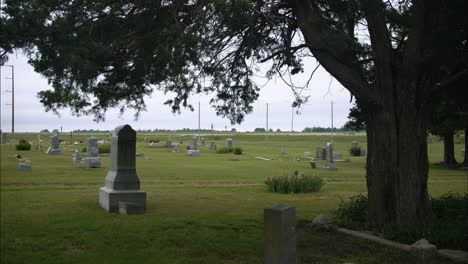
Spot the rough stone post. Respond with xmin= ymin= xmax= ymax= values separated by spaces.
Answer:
xmin=99 ymin=125 xmax=146 ymax=213
xmin=37 ymin=134 xmax=42 ymax=152
xmin=167 ymin=134 xmax=172 ymax=147
xmin=324 ymin=142 xmax=337 ymax=170
xmin=264 ymin=204 xmax=296 ymax=264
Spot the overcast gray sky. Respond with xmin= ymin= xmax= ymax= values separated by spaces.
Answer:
xmin=0 ymin=53 xmax=353 ymax=132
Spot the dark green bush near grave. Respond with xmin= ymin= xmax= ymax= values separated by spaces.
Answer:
xmin=15 ymin=139 xmax=31 ymax=151
xmin=383 ymin=192 xmax=468 ymax=250
xmin=98 ymin=143 xmax=111 ymax=154
xmin=335 ymin=192 xmax=468 ymax=250
xmin=233 ymin=147 xmax=243 ymax=155
xmin=265 ymin=175 xmax=324 ymax=194
xmin=334 ymin=194 xmax=368 ymax=230
xmin=349 ymin=146 xmax=361 ymax=156
xmin=81 ymin=143 xmax=111 ymax=154
xmin=216 ymin=147 xmax=232 ymax=154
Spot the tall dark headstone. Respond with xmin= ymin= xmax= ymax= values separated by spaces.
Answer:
xmin=99 ymin=125 xmax=146 ymax=213
xmin=264 ymin=204 xmax=296 ymax=264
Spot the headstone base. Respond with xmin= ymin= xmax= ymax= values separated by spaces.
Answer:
xmin=99 ymin=187 xmax=146 ymax=213
xmin=47 ymin=148 xmax=62 ymax=155
xmin=84 ymin=157 xmax=101 ymax=168
xmin=17 ymin=163 xmax=31 ymax=171
xmin=187 ymin=150 xmax=200 ymax=156
xmin=119 ymin=201 xmax=145 ymax=215
xmin=324 ymin=162 xmax=337 ymax=170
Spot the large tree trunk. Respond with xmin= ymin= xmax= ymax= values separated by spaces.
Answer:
xmin=442 ymin=131 xmax=457 ymax=166
xmin=464 ymin=127 xmax=468 ymax=168
xmin=365 ymin=87 xmax=431 ymax=230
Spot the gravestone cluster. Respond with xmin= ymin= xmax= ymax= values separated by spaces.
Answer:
xmin=99 ymin=125 xmax=146 ymax=214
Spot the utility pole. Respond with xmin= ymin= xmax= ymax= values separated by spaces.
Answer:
xmin=266 ymin=103 xmax=269 ymax=141
xmin=198 ymin=101 xmax=201 ymax=137
xmin=331 ymin=101 xmax=334 ymax=144
xmin=1 ymin=65 xmax=14 ymax=134
xmin=291 ymin=106 xmax=294 ymax=133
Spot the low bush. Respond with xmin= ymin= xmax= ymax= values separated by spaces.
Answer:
xmin=334 ymin=192 xmax=468 ymax=250
xmin=334 ymin=194 xmax=368 ymax=229
xmin=98 ymin=143 xmax=111 ymax=154
xmin=383 ymin=192 xmax=467 ymax=250
xmin=15 ymin=139 xmax=31 ymax=151
xmin=265 ymin=175 xmax=324 ymax=194
xmin=81 ymin=143 xmax=111 ymax=154
xmin=216 ymin=147 xmax=232 ymax=154
xmin=349 ymin=146 xmax=361 ymax=156
xmin=233 ymin=147 xmax=243 ymax=155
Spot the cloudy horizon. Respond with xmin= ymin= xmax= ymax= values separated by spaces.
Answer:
xmin=1 ymin=53 xmax=354 ymax=133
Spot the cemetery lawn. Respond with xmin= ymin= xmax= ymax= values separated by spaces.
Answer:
xmin=1 ymin=133 xmax=466 ymax=263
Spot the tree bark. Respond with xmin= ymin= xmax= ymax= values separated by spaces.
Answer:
xmin=442 ymin=131 xmax=457 ymax=166
xmin=294 ymin=0 xmax=432 ymax=230
xmin=464 ymin=127 xmax=468 ymax=168
xmin=365 ymin=90 xmax=431 ymax=230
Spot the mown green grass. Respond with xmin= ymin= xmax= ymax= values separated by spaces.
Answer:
xmin=1 ymin=132 xmax=466 ymax=263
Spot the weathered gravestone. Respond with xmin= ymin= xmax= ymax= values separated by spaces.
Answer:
xmin=225 ymin=138 xmax=233 ymax=149
xmin=0 ymin=129 xmax=3 ymax=144
xmin=351 ymin=141 xmax=359 ymax=148
xmin=281 ymin=147 xmax=287 ymax=155
xmin=187 ymin=136 xmax=200 ymax=156
xmin=316 ymin=147 xmax=326 ymax=160
xmin=84 ymin=136 xmax=101 ymax=168
xmin=47 ymin=134 xmax=62 ymax=155
xmin=37 ymin=135 xmax=42 ymax=152
xmin=72 ymin=150 xmax=82 ymax=163
xmin=17 ymin=163 xmax=32 ymax=171
xmin=304 ymin=152 xmax=312 ymax=157
xmin=167 ymin=134 xmax=173 ymax=147
xmin=324 ymin=142 xmax=337 ymax=170
xmin=264 ymin=204 xmax=296 ymax=264
xmin=99 ymin=125 xmax=146 ymax=213
xmin=360 ymin=148 xmax=366 ymax=156
xmin=190 ymin=136 xmax=198 ymax=150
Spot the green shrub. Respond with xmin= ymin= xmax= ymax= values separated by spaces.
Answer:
xmin=15 ymin=139 xmax=32 ymax=151
xmin=334 ymin=194 xmax=368 ymax=229
xmin=383 ymin=192 xmax=467 ymax=250
xmin=233 ymin=147 xmax=243 ymax=155
xmin=349 ymin=146 xmax=361 ymax=156
xmin=216 ymin=147 xmax=232 ymax=154
xmin=334 ymin=192 xmax=468 ymax=250
xmin=265 ymin=175 xmax=324 ymax=194
xmin=98 ymin=143 xmax=111 ymax=154
xmin=81 ymin=143 xmax=111 ymax=154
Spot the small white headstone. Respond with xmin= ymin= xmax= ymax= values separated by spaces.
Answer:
xmin=304 ymin=152 xmax=312 ymax=157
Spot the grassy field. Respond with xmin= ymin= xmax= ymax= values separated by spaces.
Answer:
xmin=1 ymin=132 xmax=466 ymax=263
